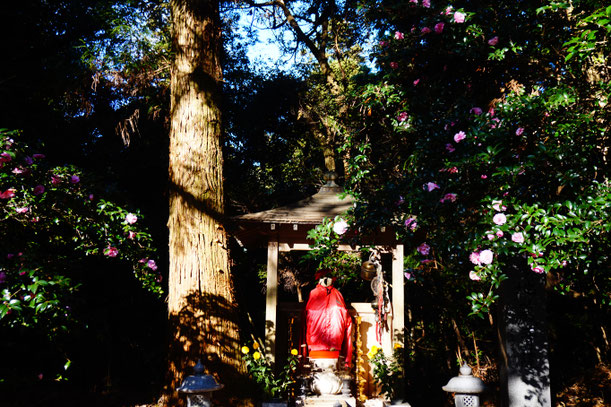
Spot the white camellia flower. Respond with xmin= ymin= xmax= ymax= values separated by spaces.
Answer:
xmin=333 ymin=219 xmax=349 ymax=235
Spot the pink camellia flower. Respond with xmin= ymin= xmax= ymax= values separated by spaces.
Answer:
xmin=128 ymin=231 xmax=136 ymax=239
xmin=492 ymin=200 xmax=507 ymax=211
xmin=410 ymin=0 xmax=418 ymax=3
xmin=446 ymin=143 xmax=456 ymax=153
xmin=421 ymin=27 xmax=432 ymax=34
xmin=496 ymin=230 xmax=504 ymax=238
xmin=379 ymin=40 xmax=388 ymax=47
xmin=453 ymin=131 xmax=466 ymax=143
xmin=561 ymin=260 xmax=567 ymax=267
xmin=404 ymin=272 xmax=412 ymax=280
xmin=88 ymin=194 xmax=94 ymax=200
xmin=51 ymin=175 xmax=61 ymax=185
xmin=453 ymin=11 xmax=466 ymax=23
xmin=493 ymin=213 xmax=507 ymax=225
xmin=395 ymin=31 xmax=404 ymax=40
xmin=470 ymin=107 xmax=483 ymax=115
xmin=511 ymin=232 xmax=524 ymax=243
xmin=405 ymin=218 xmax=418 ymax=231
xmin=417 ymin=243 xmax=431 ymax=256
xmin=479 ymin=249 xmax=494 ymax=265
xmin=422 ymin=0 xmax=431 ymax=8
xmin=488 ymin=36 xmax=499 ymax=46
xmin=425 ymin=182 xmax=440 ymax=191
xmin=434 ymin=22 xmax=445 ymax=33
xmin=0 ymin=152 xmax=12 ymax=164
xmin=481 ymin=174 xmax=488 ymax=179
xmin=398 ymin=112 xmax=408 ymax=122
xmin=443 ymin=6 xmax=453 ymax=15
xmin=531 ymin=265 xmax=544 ymax=274
xmin=70 ymin=175 xmax=80 ymax=184
xmin=469 ymin=271 xmax=481 ymax=281
xmin=390 ymin=62 xmax=399 ymax=69
xmin=147 ymin=259 xmax=158 ymax=271
xmin=488 ymin=107 xmax=496 ymax=116
xmin=125 ymin=213 xmax=138 ymax=224
xmin=487 ymin=233 xmax=495 ymax=240
xmin=470 ymin=251 xmax=481 ymax=265
xmin=104 ymin=246 xmax=119 ymax=257
xmin=0 ymin=189 xmax=16 ymax=199
xmin=490 ymin=117 xmax=501 ymax=128
xmin=413 ymin=78 xmax=420 ymax=86
xmin=139 ymin=258 xmax=148 ymax=264
xmin=16 ymin=207 xmax=29 ymax=214
xmin=12 ymin=167 xmax=25 ymax=175
xmin=33 ymin=185 xmax=45 ymax=195
xmin=33 ymin=154 xmax=45 ymax=159
xmin=440 ymin=193 xmax=457 ymax=203
xmin=515 ymin=127 xmax=524 ymax=136
xmin=333 ymin=219 xmax=349 ymax=235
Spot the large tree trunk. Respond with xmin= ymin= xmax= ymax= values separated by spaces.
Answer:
xmin=165 ymin=0 xmax=246 ymax=405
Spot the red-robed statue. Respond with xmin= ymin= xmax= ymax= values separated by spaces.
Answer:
xmin=303 ymin=275 xmax=353 ymax=368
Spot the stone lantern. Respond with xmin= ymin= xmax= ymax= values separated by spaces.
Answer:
xmin=177 ymin=360 xmax=224 ymax=407
xmin=442 ymin=363 xmax=485 ymax=407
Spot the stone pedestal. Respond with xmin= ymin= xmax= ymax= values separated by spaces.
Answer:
xmin=300 ymin=395 xmax=356 ymax=407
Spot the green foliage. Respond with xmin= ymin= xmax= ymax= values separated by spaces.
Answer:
xmin=0 ymin=129 xmax=161 ymax=336
xmin=368 ymin=344 xmax=404 ymax=400
xmin=241 ymin=343 xmax=299 ymax=400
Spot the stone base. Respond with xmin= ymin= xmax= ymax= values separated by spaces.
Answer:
xmin=298 ymin=395 xmax=356 ymax=407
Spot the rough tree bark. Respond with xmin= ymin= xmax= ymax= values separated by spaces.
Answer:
xmin=165 ymin=0 xmax=246 ymax=405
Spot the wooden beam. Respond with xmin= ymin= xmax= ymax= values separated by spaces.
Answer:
xmin=265 ymin=239 xmax=279 ymax=363
xmin=392 ymin=244 xmax=405 ymax=344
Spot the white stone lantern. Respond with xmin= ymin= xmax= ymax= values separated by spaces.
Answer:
xmin=177 ymin=360 xmax=224 ymax=407
xmin=442 ymin=363 xmax=485 ymax=407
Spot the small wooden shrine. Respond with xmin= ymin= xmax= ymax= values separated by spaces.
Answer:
xmin=232 ymin=174 xmax=405 ymax=399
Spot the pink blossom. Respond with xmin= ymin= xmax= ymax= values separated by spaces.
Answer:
xmin=443 ymin=6 xmax=453 ymax=15
xmin=487 ymin=233 xmax=495 ymax=240
xmin=104 ymin=247 xmax=119 ymax=257
xmin=422 ymin=0 xmax=431 ymax=7
xmin=453 ymin=131 xmax=466 ymax=143
xmin=128 ymin=231 xmax=136 ymax=239
xmin=453 ymin=11 xmax=466 ymax=23
xmin=0 ymin=189 xmax=16 ymax=199
xmin=481 ymin=174 xmax=488 ymax=179
xmin=515 ymin=127 xmax=524 ymax=136
xmin=488 ymin=107 xmax=496 ymax=116
xmin=531 ymin=265 xmax=544 ymax=274
xmin=88 ymin=194 xmax=94 ymax=200
xmin=125 ymin=213 xmax=138 ymax=224
xmin=511 ymin=232 xmax=524 ymax=243
xmin=147 ymin=259 xmax=158 ymax=271
xmin=33 ymin=185 xmax=45 ymax=195
xmin=496 ymin=230 xmax=504 ymax=238
xmin=417 ymin=243 xmax=430 ymax=256
xmin=398 ymin=112 xmax=408 ymax=122
xmin=479 ymin=249 xmax=494 ymax=265
xmin=561 ymin=260 xmax=567 ymax=267
xmin=446 ymin=143 xmax=455 ymax=153
xmin=405 ymin=218 xmax=418 ymax=231
xmin=413 ymin=78 xmax=420 ymax=86
xmin=16 ymin=207 xmax=29 ymax=214
xmin=440 ymin=193 xmax=457 ymax=203
xmin=333 ymin=219 xmax=349 ymax=235
xmin=470 ymin=107 xmax=483 ymax=115
xmin=395 ymin=31 xmax=404 ymax=40
xmin=434 ymin=22 xmax=445 ymax=33
xmin=390 ymin=62 xmax=399 ymax=69
xmin=51 ymin=175 xmax=61 ymax=185
xmin=421 ymin=27 xmax=431 ymax=34
xmin=470 ymin=251 xmax=481 ymax=265
xmin=490 ymin=117 xmax=501 ymax=128
xmin=469 ymin=271 xmax=481 ymax=281
xmin=139 ymin=258 xmax=148 ymax=264
xmin=425 ymin=182 xmax=440 ymax=191
xmin=487 ymin=36 xmax=499 ymax=46
xmin=33 ymin=154 xmax=45 ymax=159
xmin=70 ymin=175 xmax=80 ymax=184
xmin=379 ymin=40 xmax=388 ymax=47
xmin=492 ymin=213 xmax=507 ymax=225
xmin=492 ymin=200 xmax=506 ymax=211
xmin=12 ymin=167 xmax=25 ymax=175
xmin=410 ymin=0 xmax=418 ymax=3
xmin=404 ymin=272 xmax=412 ymax=280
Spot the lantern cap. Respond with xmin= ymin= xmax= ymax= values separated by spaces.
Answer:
xmin=442 ymin=362 xmax=485 ymax=394
xmin=177 ymin=360 xmax=224 ymax=394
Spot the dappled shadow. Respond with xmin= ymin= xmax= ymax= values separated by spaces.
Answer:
xmin=167 ymin=291 xmax=256 ymax=407
xmin=498 ymin=259 xmax=551 ymax=407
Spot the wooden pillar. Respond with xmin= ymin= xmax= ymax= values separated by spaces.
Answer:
xmin=392 ymin=244 xmax=405 ymax=344
xmin=265 ymin=238 xmax=279 ymax=363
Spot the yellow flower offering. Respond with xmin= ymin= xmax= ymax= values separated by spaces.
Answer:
xmin=252 ymin=342 xmax=260 ymax=350
xmin=394 ymin=343 xmax=403 ymax=349
xmin=241 ymin=346 xmax=250 ymax=354
xmin=253 ymin=351 xmax=261 ymax=360
xmin=291 ymin=349 xmax=298 ymax=356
